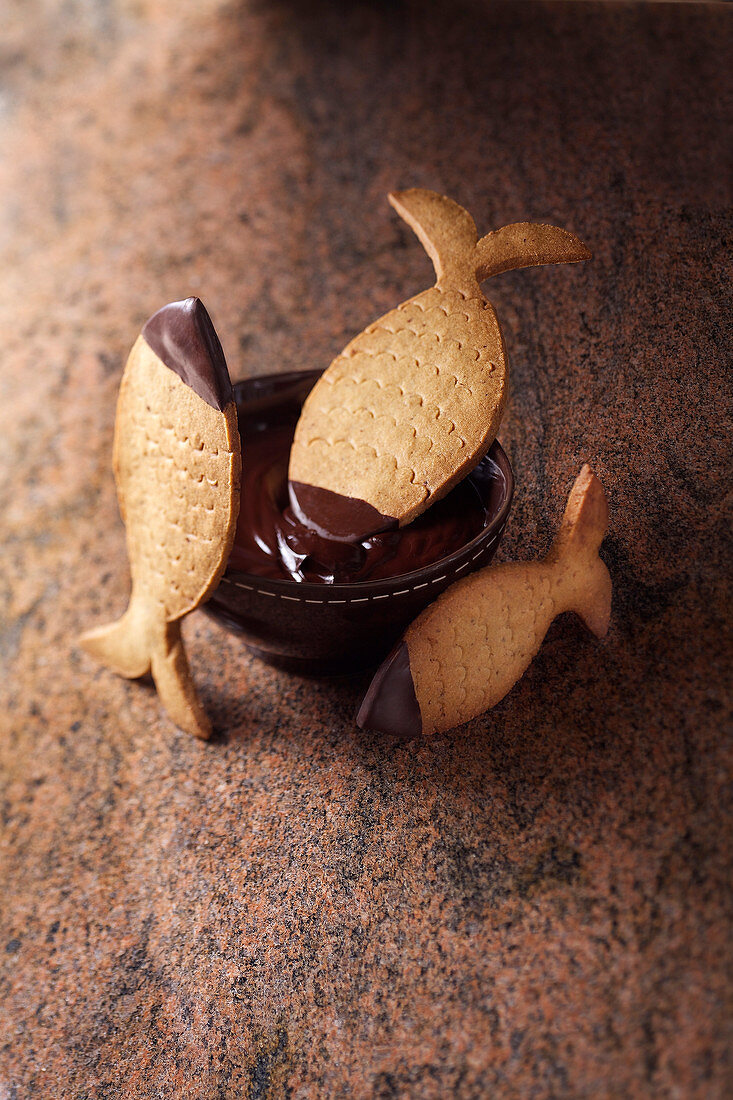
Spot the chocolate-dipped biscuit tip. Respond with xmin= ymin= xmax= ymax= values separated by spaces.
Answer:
xmin=289 ymin=480 xmax=397 ymax=543
xmin=142 ymin=297 xmax=233 ymax=411
xmin=356 ymin=641 xmax=422 ymax=739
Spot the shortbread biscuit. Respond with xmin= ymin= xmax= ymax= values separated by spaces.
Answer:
xmin=289 ymin=189 xmax=590 ymax=540
xmin=79 ymin=298 xmax=242 ymax=739
xmin=357 ymin=465 xmax=611 ymax=738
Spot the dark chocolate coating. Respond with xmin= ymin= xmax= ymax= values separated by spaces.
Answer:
xmin=356 ymin=641 xmax=422 ymax=739
xmin=288 ymin=481 xmax=397 ymax=543
xmin=142 ymin=297 xmax=232 ymax=411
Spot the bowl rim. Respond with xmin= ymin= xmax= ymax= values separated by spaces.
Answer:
xmin=221 ymin=373 xmax=515 ymax=599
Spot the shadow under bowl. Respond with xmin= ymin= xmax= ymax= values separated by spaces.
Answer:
xmin=205 ymin=370 xmax=514 ymax=674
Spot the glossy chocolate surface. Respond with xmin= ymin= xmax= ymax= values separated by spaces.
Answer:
xmin=142 ymin=297 xmax=232 ymax=411
xmin=230 ymin=422 xmax=493 ymax=584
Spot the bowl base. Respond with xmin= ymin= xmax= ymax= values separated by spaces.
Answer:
xmin=243 ymin=643 xmax=379 ymax=677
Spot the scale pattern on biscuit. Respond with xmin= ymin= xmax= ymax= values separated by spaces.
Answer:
xmin=289 ymin=189 xmax=590 ymax=537
xmin=115 ymin=339 xmax=239 ymax=619
xmin=79 ymin=299 xmax=241 ymax=739
xmin=357 ymin=466 xmax=612 ymax=738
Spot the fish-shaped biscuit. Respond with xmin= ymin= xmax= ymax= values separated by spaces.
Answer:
xmin=357 ymin=465 xmax=611 ymax=738
xmin=79 ymin=298 xmax=242 ymax=739
xmin=289 ymin=188 xmax=590 ymax=541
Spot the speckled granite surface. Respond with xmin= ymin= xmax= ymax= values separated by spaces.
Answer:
xmin=1 ymin=1 xmax=731 ymax=1096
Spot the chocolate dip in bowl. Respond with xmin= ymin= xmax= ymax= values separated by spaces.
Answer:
xmin=205 ymin=370 xmax=514 ymax=673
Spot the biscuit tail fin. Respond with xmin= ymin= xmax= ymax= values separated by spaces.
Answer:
xmin=389 ymin=191 xmax=590 ymax=289
xmin=149 ymin=620 xmax=212 ymax=741
xmin=388 ymin=189 xmax=478 ymax=288
xmin=546 ymin=465 xmax=612 ymax=638
xmin=78 ymin=593 xmax=153 ymax=679
xmin=474 ymin=223 xmax=591 ymax=282
xmin=80 ymin=598 xmax=212 ymax=739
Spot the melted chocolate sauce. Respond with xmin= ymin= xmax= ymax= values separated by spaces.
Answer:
xmin=228 ymin=418 xmax=490 ymax=584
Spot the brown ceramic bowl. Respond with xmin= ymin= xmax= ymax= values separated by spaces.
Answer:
xmin=205 ymin=370 xmax=514 ymax=673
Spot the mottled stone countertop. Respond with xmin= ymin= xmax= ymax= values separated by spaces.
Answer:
xmin=1 ymin=1 xmax=730 ymax=1096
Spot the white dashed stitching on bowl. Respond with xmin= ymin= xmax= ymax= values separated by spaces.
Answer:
xmin=222 ymin=558 xmax=487 ymax=605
